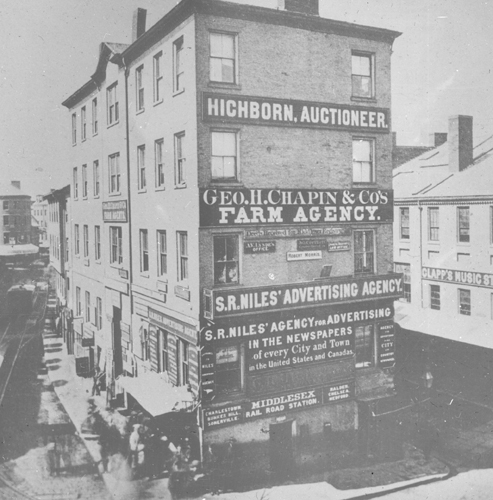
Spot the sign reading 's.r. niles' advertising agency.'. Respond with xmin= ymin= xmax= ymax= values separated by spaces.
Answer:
xmin=200 ymin=188 xmax=393 ymax=227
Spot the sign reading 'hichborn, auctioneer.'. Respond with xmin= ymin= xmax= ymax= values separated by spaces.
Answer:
xmin=200 ymin=188 xmax=393 ymax=227
xmin=203 ymin=93 xmax=390 ymax=132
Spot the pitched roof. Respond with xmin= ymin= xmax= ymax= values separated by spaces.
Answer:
xmin=0 ymin=182 xmax=31 ymax=198
xmin=393 ymin=133 xmax=493 ymax=202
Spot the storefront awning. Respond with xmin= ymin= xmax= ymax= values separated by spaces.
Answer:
xmin=118 ymin=370 xmax=195 ymax=417
xmin=0 ymin=244 xmax=38 ymax=256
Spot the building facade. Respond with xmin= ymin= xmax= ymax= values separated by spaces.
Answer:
xmin=31 ymin=194 xmax=49 ymax=249
xmin=393 ymin=115 xmax=493 ymax=404
xmin=62 ymin=0 xmax=401 ymax=470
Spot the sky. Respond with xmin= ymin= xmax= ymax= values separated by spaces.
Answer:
xmin=0 ymin=0 xmax=492 ymax=197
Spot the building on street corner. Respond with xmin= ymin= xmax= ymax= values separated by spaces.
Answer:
xmin=61 ymin=0 xmax=402 ymax=474
xmin=393 ymin=115 xmax=493 ymax=407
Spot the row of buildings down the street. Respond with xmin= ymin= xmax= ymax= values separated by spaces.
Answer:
xmin=49 ymin=0 xmax=409 ymax=476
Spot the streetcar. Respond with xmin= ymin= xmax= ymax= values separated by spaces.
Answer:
xmin=6 ymin=285 xmax=35 ymax=317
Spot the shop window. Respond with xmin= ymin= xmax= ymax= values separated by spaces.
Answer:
xmin=210 ymin=32 xmax=237 ymax=83
xmin=430 ymin=285 xmax=440 ymax=310
xmin=214 ymin=235 xmax=239 ymax=284
xmin=354 ymin=230 xmax=374 ymax=274
xmin=428 ymin=207 xmax=439 ymax=241
xmin=211 ymin=131 xmax=238 ymax=180
xmin=215 ymin=344 xmax=242 ymax=395
xmin=158 ymin=329 xmax=169 ymax=373
xmin=458 ymin=289 xmax=471 ymax=316
xmin=457 ymin=207 xmax=470 ymax=243
xmin=176 ymin=339 xmax=190 ymax=386
xmin=355 ymin=325 xmax=374 ymax=368
xmin=400 ymin=207 xmax=409 ymax=239
xmin=141 ymin=327 xmax=150 ymax=361
xmin=352 ymin=138 xmax=375 ymax=183
xmin=352 ymin=52 xmax=374 ymax=98
xmin=394 ymin=263 xmax=411 ymax=302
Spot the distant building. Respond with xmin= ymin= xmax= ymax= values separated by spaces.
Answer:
xmin=392 ymin=132 xmax=448 ymax=169
xmin=0 ymin=180 xmax=37 ymax=262
xmin=31 ymin=194 xmax=49 ymax=249
xmin=393 ymin=115 xmax=493 ymax=404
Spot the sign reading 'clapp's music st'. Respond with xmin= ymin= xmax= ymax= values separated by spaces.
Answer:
xmin=200 ymin=188 xmax=393 ymax=227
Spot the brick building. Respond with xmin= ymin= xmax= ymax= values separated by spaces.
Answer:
xmin=62 ymin=0 xmax=401 ymax=472
xmin=393 ymin=115 xmax=493 ymax=406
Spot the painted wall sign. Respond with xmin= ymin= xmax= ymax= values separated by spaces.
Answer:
xmin=422 ymin=267 xmax=493 ymax=289
xmin=203 ymin=92 xmax=390 ymax=132
xmin=286 ymin=250 xmax=322 ymax=261
xmin=245 ymin=226 xmax=350 ymax=239
xmin=204 ymin=273 xmax=403 ymax=319
xmin=200 ymin=188 xmax=393 ymax=227
xmin=102 ymin=200 xmax=128 ymax=222
xmin=202 ymin=381 xmax=355 ymax=429
xmin=297 ymin=239 xmax=327 ymax=251
xmin=327 ymin=241 xmax=351 ymax=252
xmin=377 ymin=322 xmax=395 ymax=369
xmin=148 ymin=307 xmax=197 ymax=344
xmin=244 ymin=241 xmax=276 ymax=254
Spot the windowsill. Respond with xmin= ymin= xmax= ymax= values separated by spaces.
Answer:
xmin=82 ymin=138 xmax=87 ymax=143
xmin=92 ymin=132 xmax=98 ymax=137
xmin=351 ymin=96 xmax=377 ymax=103
xmin=83 ymin=258 xmax=90 ymax=266
xmin=173 ymin=88 xmax=185 ymax=97
xmin=210 ymin=180 xmax=243 ymax=187
xmin=136 ymin=108 xmax=145 ymax=115
xmin=94 ymin=195 xmax=100 ymax=199
xmin=108 ymin=192 xmax=122 ymax=197
xmin=107 ymin=120 xmax=120 ymax=129
xmin=140 ymin=272 xmax=150 ymax=278
xmin=175 ymin=183 xmax=187 ymax=190
xmin=352 ymin=182 xmax=377 ymax=187
xmin=399 ymin=237 xmax=410 ymax=243
xmin=355 ymin=365 xmax=378 ymax=374
xmin=75 ymin=254 xmax=80 ymax=259
xmin=137 ymin=188 xmax=147 ymax=194
xmin=157 ymin=279 xmax=168 ymax=293
xmin=457 ymin=241 xmax=471 ymax=247
xmin=95 ymin=259 xmax=101 ymax=265
xmin=82 ymin=196 xmax=88 ymax=200
xmin=153 ymin=99 xmax=163 ymax=107
xmin=427 ymin=240 xmax=440 ymax=246
xmin=72 ymin=143 xmax=77 ymax=147
xmin=208 ymin=81 xmax=241 ymax=90
xmin=155 ymin=185 xmax=165 ymax=192
xmin=213 ymin=281 xmax=240 ymax=288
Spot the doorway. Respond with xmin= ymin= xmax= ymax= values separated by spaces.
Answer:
xmin=269 ymin=420 xmax=295 ymax=479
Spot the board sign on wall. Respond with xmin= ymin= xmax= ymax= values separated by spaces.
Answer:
xmin=245 ymin=226 xmax=350 ymax=239
xmin=286 ymin=251 xmax=322 ymax=261
xmin=244 ymin=241 xmax=276 ymax=254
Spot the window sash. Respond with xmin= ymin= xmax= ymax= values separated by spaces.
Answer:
xmin=107 ymin=84 xmax=119 ymax=124
xmin=153 ymin=53 xmax=163 ymax=102
xmin=93 ymin=161 xmax=100 ymax=196
xmin=214 ymin=236 xmax=239 ymax=284
xmin=140 ymin=230 xmax=149 ymax=272
xmin=92 ymin=98 xmax=98 ymax=135
xmin=175 ymin=134 xmax=185 ymax=185
xmin=459 ymin=289 xmax=471 ymax=315
xmin=110 ymin=227 xmax=122 ymax=264
xmin=355 ymin=325 xmax=374 ymax=367
xmin=76 ymin=287 xmax=81 ymax=316
xmin=96 ymin=297 xmax=102 ymax=329
xmin=138 ymin=146 xmax=146 ymax=189
xmin=210 ymin=33 xmax=236 ymax=83
xmin=155 ymin=140 xmax=164 ymax=187
xmin=428 ymin=207 xmax=439 ymax=241
xmin=352 ymin=54 xmax=373 ymax=98
xmin=174 ymin=38 xmax=184 ymax=92
xmin=157 ymin=230 xmax=167 ymax=275
xmin=136 ymin=67 xmax=144 ymax=111
xmin=73 ymin=168 xmax=78 ymax=198
xmin=94 ymin=226 xmax=101 ymax=260
xmin=81 ymin=107 xmax=86 ymax=140
xmin=215 ymin=345 xmax=242 ymax=394
xmin=400 ymin=208 xmax=410 ymax=239
xmin=109 ymin=154 xmax=120 ymax=193
xmin=430 ymin=285 xmax=440 ymax=310
xmin=75 ymin=224 xmax=80 ymax=254
xmin=83 ymin=225 xmax=89 ymax=257
xmin=211 ymin=131 xmax=237 ymax=179
xmin=159 ymin=329 xmax=168 ymax=372
xmin=82 ymin=165 xmax=88 ymax=197
xmin=178 ymin=231 xmax=188 ymax=281
xmin=458 ymin=207 xmax=470 ymax=242
xmin=354 ymin=230 xmax=374 ymax=274
xmin=85 ymin=291 xmax=91 ymax=322
xmin=352 ymin=139 xmax=374 ymax=183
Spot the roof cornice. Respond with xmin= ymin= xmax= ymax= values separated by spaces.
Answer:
xmin=395 ymin=195 xmax=493 ymax=206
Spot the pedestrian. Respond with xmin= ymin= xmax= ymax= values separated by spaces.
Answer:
xmin=129 ymin=424 xmax=145 ymax=476
xmin=92 ymin=368 xmax=102 ymax=396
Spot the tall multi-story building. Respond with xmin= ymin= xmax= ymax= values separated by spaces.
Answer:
xmin=393 ymin=115 xmax=493 ymax=405
xmin=62 ymin=0 xmax=401 ymax=472
xmin=31 ymin=194 xmax=49 ymax=250
xmin=0 ymin=181 xmax=37 ymax=263
xmin=44 ymin=186 xmax=73 ymax=350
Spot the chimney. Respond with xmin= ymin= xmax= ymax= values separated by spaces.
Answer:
xmin=429 ymin=132 xmax=447 ymax=148
xmin=282 ymin=0 xmax=319 ymax=16
xmin=11 ymin=181 xmax=21 ymax=190
xmin=132 ymin=8 xmax=147 ymax=42
xmin=448 ymin=115 xmax=473 ymax=173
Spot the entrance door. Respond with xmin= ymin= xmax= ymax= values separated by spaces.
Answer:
xmin=112 ymin=306 xmax=123 ymax=377
xmin=269 ymin=420 xmax=295 ymax=479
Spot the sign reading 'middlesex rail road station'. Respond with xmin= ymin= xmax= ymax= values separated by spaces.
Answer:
xmin=200 ymin=188 xmax=393 ymax=227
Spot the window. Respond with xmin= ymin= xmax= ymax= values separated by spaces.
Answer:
xmin=136 ymin=65 xmax=144 ymax=111
xmin=108 ymin=153 xmax=121 ymax=193
xmin=81 ymin=106 xmax=87 ymax=141
xmin=140 ymin=229 xmax=149 ymax=272
xmin=155 ymin=139 xmax=164 ymax=188
xmin=352 ymin=53 xmax=373 ymax=98
xmin=158 ymin=329 xmax=168 ymax=372
xmin=173 ymin=37 xmax=184 ymax=93
xmin=214 ymin=235 xmax=239 ymax=284
xmin=212 ymin=131 xmax=237 ymax=180
xmin=3 ymin=201 xmax=8 ymax=210
xmin=177 ymin=231 xmax=188 ymax=281
xmin=458 ymin=288 xmax=471 ymax=316
xmin=395 ymin=263 xmax=411 ymax=302
xmin=76 ymin=287 xmax=81 ymax=316
xmin=427 ymin=207 xmax=439 ymax=241
xmin=65 ymin=237 xmax=69 ymax=262
xmin=490 ymin=206 xmax=493 ymax=245
xmin=92 ymin=98 xmax=98 ymax=135
xmin=95 ymin=297 xmax=102 ymax=330
xmin=215 ymin=345 xmax=242 ymax=395
xmin=400 ymin=207 xmax=409 ymax=239
xmin=83 ymin=224 xmax=89 ymax=257
xmin=74 ymin=224 xmax=80 ymax=255
xmin=457 ymin=253 xmax=470 ymax=263
xmin=94 ymin=225 xmax=101 ymax=261
xmin=110 ymin=226 xmax=123 ymax=264
xmin=355 ymin=325 xmax=374 ymax=368
xmin=72 ymin=113 xmax=77 ymax=145
xmin=82 ymin=164 xmax=88 ymax=197
xmin=176 ymin=339 xmax=190 ymax=386
xmin=153 ymin=52 xmax=163 ymax=102
xmin=353 ymin=138 xmax=374 ymax=183
xmin=93 ymin=160 xmax=100 ymax=196
xmin=85 ymin=291 xmax=91 ymax=322
xmin=141 ymin=328 xmax=150 ymax=361
xmin=157 ymin=230 xmax=167 ymax=276
xmin=175 ymin=133 xmax=185 ymax=186
xmin=3 ymin=215 xmax=9 ymax=226
xmin=3 ymin=233 xmax=9 ymax=244
xmin=354 ymin=230 xmax=374 ymax=274
xmin=73 ymin=167 xmax=78 ymax=199
xmin=137 ymin=145 xmax=146 ymax=190
xmin=457 ymin=207 xmax=470 ymax=243
xmin=210 ymin=32 xmax=236 ymax=83
xmin=107 ymin=82 xmax=119 ymax=125
xmin=430 ymin=285 xmax=440 ymax=310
